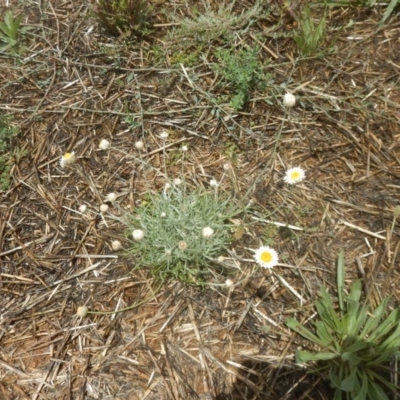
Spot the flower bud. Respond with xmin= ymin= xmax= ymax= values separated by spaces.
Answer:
xmin=283 ymin=92 xmax=296 ymax=107
xmin=99 ymin=139 xmax=110 ymax=150
xmin=132 ymin=229 xmax=144 ymax=241
xmin=111 ymin=240 xmax=122 ymax=251
xmin=77 ymin=306 xmax=88 ymax=317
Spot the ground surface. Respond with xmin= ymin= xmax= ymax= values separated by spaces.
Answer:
xmin=1 ymin=0 xmax=400 ymax=399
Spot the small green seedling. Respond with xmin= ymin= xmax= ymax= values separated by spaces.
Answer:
xmin=0 ymin=114 xmax=20 ymax=190
xmin=93 ymin=0 xmax=152 ymax=37
xmin=294 ymin=5 xmax=326 ymax=56
xmin=212 ymin=46 xmax=268 ymax=110
xmin=285 ymin=250 xmax=400 ymax=400
xmin=0 ymin=10 xmax=24 ymax=51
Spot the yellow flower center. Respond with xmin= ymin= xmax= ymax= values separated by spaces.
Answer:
xmin=290 ymin=171 xmax=301 ymax=180
xmin=260 ymin=251 xmax=273 ymax=263
xmin=64 ymin=153 xmax=72 ymax=159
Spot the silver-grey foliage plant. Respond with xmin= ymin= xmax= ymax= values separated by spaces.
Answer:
xmin=125 ymin=182 xmax=242 ymax=284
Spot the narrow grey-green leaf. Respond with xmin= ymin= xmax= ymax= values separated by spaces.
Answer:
xmin=285 ymin=317 xmax=326 ymax=346
xmin=296 ymin=349 xmax=337 ymax=363
xmin=359 ymin=298 xmax=389 ymax=339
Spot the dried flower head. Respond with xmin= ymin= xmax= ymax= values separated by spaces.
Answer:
xmin=132 ymin=229 xmax=144 ymax=242
xmin=160 ymin=131 xmax=169 ymax=140
xmin=173 ymin=178 xmax=182 ymax=186
xmin=135 ymin=140 xmax=144 ymax=150
xmin=99 ymin=139 xmax=110 ymax=150
xmin=284 ymin=167 xmax=306 ymax=185
xmin=76 ymin=306 xmax=88 ymax=318
xmin=283 ymin=92 xmax=296 ymax=107
xmin=182 ymin=145 xmax=188 ymax=152
xmin=111 ymin=240 xmax=122 ymax=251
xmin=254 ymin=246 xmax=279 ymax=269
xmin=202 ymin=226 xmax=214 ymax=238
xmin=106 ymin=192 xmax=117 ymax=202
xmin=178 ymin=241 xmax=187 ymax=250
xmin=60 ymin=152 xmax=76 ymax=168
xmin=225 ymin=279 xmax=234 ymax=287
xmin=100 ymin=204 xmax=109 ymax=213
xmin=79 ymin=205 xmax=87 ymax=214
xmin=209 ymin=179 xmax=219 ymax=188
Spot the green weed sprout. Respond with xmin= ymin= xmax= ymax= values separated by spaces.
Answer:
xmin=0 ymin=10 xmax=24 ymax=52
xmin=93 ymin=0 xmax=152 ymax=37
xmin=0 ymin=114 xmax=20 ymax=190
xmin=212 ymin=46 xmax=268 ymax=110
xmin=0 ymin=114 xmax=19 ymax=152
xmin=285 ymin=250 xmax=400 ymax=400
xmin=124 ymin=182 xmax=242 ymax=284
xmin=294 ymin=5 xmax=326 ymax=56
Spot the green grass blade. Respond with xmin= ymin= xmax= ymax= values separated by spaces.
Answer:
xmin=343 ymin=339 xmax=369 ymax=354
xmin=315 ymin=320 xmax=334 ymax=346
xmin=285 ymin=317 xmax=326 ymax=346
xmin=316 ymin=287 xmax=342 ymax=330
xmin=351 ymin=305 xmax=369 ymax=336
xmin=329 ymin=365 xmax=344 ymax=390
xmin=340 ymin=366 xmax=357 ymax=392
xmin=369 ymin=384 xmax=390 ymax=400
xmin=353 ymin=372 xmax=368 ymax=400
xmin=337 ymin=249 xmax=345 ymax=314
xmin=348 ymin=280 xmax=362 ymax=303
xmin=369 ymin=347 xmax=399 ymax=365
xmin=0 ymin=22 xmax=11 ymax=38
xmin=359 ymin=298 xmax=389 ymax=339
xmin=380 ymin=0 xmax=399 ymax=25
xmin=296 ymin=349 xmax=337 ymax=362
xmin=367 ymin=308 xmax=400 ymax=342
xmin=9 ymin=14 xmax=22 ymax=41
xmin=341 ymin=351 xmax=362 ymax=366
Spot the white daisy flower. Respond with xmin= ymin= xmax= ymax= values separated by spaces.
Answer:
xmin=98 ymin=139 xmax=110 ymax=150
xmin=78 ymin=205 xmax=87 ymax=213
xmin=132 ymin=229 xmax=144 ymax=241
xmin=254 ymin=246 xmax=279 ymax=269
xmin=60 ymin=152 xmax=76 ymax=168
xmin=284 ymin=167 xmax=306 ymax=184
xmin=283 ymin=92 xmax=296 ymax=107
xmin=182 ymin=145 xmax=188 ymax=152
